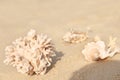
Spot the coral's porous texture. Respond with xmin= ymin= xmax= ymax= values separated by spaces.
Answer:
xmin=82 ymin=36 xmax=120 ymax=61
xmin=4 ymin=29 xmax=55 ymax=75
xmin=63 ymin=30 xmax=88 ymax=43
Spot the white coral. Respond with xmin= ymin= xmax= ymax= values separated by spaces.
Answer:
xmin=63 ymin=30 xmax=88 ymax=43
xmin=4 ymin=29 xmax=55 ymax=75
xmin=82 ymin=37 xmax=120 ymax=61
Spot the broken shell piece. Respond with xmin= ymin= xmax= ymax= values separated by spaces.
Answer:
xmin=63 ymin=30 xmax=88 ymax=43
xmin=82 ymin=37 xmax=120 ymax=61
xmin=4 ymin=29 xmax=55 ymax=75
xmin=82 ymin=41 xmax=106 ymax=61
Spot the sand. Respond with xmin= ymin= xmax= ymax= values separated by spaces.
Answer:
xmin=0 ymin=0 xmax=120 ymax=80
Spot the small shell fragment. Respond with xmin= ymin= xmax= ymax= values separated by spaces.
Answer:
xmin=82 ymin=36 xmax=120 ymax=61
xmin=63 ymin=30 xmax=88 ymax=43
xmin=4 ymin=29 xmax=55 ymax=75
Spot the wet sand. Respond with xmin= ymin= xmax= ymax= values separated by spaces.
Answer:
xmin=0 ymin=0 xmax=120 ymax=80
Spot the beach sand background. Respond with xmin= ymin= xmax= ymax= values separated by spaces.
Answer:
xmin=0 ymin=0 xmax=120 ymax=80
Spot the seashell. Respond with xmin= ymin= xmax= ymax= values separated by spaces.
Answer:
xmin=63 ymin=30 xmax=88 ymax=43
xmin=82 ymin=41 xmax=106 ymax=61
xmin=82 ymin=37 xmax=120 ymax=61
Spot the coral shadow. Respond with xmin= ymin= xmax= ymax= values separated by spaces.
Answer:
xmin=69 ymin=60 xmax=120 ymax=80
xmin=46 ymin=51 xmax=64 ymax=73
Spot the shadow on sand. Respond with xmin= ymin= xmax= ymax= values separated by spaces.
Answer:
xmin=69 ymin=60 xmax=120 ymax=80
xmin=46 ymin=51 xmax=64 ymax=73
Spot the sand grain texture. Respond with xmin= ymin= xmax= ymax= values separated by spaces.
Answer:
xmin=0 ymin=0 xmax=120 ymax=80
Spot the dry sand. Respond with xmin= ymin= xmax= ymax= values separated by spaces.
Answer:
xmin=0 ymin=0 xmax=120 ymax=80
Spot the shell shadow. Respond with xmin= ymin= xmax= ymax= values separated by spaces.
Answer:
xmin=69 ymin=60 xmax=120 ymax=80
xmin=46 ymin=51 xmax=64 ymax=73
